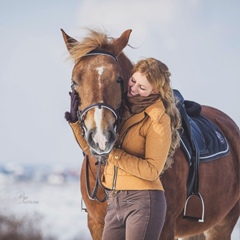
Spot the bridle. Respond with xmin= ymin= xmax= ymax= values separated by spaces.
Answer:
xmin=75 ymin=50 xmax=124 ymax=139
xmin=74 ymin=49 xmax=125 ymax=203
xmin=77 ymin=103 xmax=119 ymax=138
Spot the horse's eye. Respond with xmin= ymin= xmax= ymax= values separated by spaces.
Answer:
xmin=71 ymin=81 xmax=78 ymax=90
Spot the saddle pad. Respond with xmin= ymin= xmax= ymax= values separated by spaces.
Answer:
xmin=180 ymin=115 xmax=229 ymax=163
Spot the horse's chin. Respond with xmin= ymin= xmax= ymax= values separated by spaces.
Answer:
xmin=90 ymin=147 xmax=112 ymax=158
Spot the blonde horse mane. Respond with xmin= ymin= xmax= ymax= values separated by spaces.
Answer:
xmin=68 ymin=28 xmax=114 ymax=62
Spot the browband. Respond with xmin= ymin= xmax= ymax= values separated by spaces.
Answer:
xmin=84 ymin=49 xmax=118 ymax=61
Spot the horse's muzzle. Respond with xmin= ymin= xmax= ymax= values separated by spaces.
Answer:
xmin=87 ymin=127 xmax=116 ymax=155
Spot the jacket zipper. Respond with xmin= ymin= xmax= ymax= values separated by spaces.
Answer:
xmin=112 ymin=166 xmax=118 ymax=190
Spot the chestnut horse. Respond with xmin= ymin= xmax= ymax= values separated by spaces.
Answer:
xmin=61 ymin=28 xmax=240 ymax=240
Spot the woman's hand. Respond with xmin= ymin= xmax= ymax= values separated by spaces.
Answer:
xmin=65 ymin=90 xmax=79 ymax=123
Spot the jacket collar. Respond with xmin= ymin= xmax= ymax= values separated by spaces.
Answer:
xmin=120 ymin=99 xmax=166 ymax=135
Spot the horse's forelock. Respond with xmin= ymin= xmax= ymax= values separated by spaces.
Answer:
xmin=69 ymin=28 xmax=114 ymax=63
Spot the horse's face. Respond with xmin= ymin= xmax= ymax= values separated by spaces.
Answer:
xmin=62 ymin=29 xmax=132 ymax=156
xmin=72 ymin=55 xmax=123 ymax=155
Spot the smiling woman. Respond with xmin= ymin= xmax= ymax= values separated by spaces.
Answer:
xmin=127 ymin=72 xmax=156 ymax=97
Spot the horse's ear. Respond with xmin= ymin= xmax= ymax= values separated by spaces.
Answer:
xmin=112 ymin=29 xmax=132 ymax=56
xmin=61 ymin=29 xmax=78 ymax=52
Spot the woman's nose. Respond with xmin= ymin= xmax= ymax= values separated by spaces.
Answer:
xmin=131 ymin=84 xmax=138 ymax=92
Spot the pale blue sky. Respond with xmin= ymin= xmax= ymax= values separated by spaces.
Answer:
xmin=0 ymin=0 xmax=239 ymax=166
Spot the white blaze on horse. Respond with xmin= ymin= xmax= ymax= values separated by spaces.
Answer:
xmin=62 ymin=28 xmax=240 ymax=240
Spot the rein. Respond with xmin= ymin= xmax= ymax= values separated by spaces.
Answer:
xmin=77 ymin=50 xmax=124 ymax=202
xmin=85 ymin=155 xmax=111 ymax=202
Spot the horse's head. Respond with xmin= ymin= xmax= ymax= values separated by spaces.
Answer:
xmin=62 ymin=28 xmax=133 ymax=156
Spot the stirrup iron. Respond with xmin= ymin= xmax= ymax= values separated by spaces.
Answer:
xmin=183 ymin=192 xmax=204 ymax=222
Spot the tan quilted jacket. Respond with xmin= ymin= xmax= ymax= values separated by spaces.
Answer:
xmin=69 ymin=99 xmax=171 ymax=191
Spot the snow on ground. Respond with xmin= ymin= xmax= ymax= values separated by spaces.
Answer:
xmin=0 ymin=181 xmax=91 ymax=240
xmin=0 ymin=180 xmax=239 ymax=240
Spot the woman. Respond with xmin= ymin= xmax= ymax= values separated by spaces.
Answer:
xmin=65 ymin=58 xmax=181 ymax=240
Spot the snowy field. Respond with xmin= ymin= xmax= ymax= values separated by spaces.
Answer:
xmin=0 ymin=180 xmax=239 ymax=240
xmin=0 ymin=181 xmax=91 ymax=240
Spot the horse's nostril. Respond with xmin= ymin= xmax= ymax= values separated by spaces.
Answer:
xmin=87 ymin=130 xmax=95 ymax=147
xmin=108 ymin=130 xmax=116 ymax=144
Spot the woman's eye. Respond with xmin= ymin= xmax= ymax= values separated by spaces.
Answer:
xmin=131 ymin=78 xmax=136 ymax=83
xmin=140 ymin=86 xmax=146 ymax=90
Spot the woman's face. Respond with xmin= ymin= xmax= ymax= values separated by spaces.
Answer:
xmin=127 ymin=72 xmax=156 ymax=97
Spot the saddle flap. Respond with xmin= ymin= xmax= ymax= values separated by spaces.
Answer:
xmin=189 ymin=118 xmax=205 ymax=152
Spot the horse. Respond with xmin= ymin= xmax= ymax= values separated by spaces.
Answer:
xmin=61 ymin=28 xmax=240 ymax=240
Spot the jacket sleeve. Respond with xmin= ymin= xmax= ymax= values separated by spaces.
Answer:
xmin=107 ymin=117 xmax=171 ymax=181
xmin=69 ymin=122 xmax=90 ymax=155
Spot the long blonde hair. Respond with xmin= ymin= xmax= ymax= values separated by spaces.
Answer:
xmin=132 ymin=58 xmax=181 ymax=169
